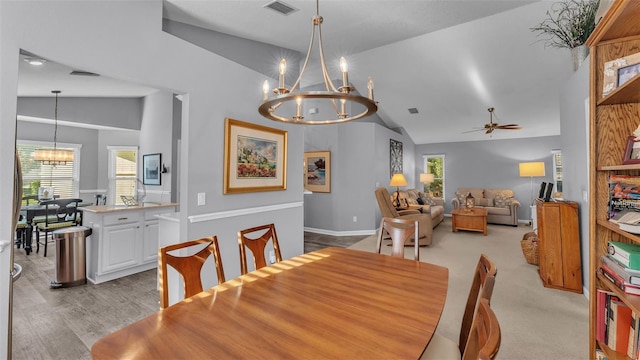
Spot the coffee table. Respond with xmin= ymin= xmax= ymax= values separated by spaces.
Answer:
xmin=451 ymin=207 xmax=488 ymax=235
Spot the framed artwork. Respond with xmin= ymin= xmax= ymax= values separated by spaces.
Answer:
xmin=622 ymin=135 xmax=640 ymax=164
xmin=304 ymin=151 xmax=331 ymax=193
xmin=143 ymin=153 xmax=162 ymax=185
xmin=390 ymin=139 xmax=403 ymax=177
xmin=224 ymin=118 xmax=287 ymax=194
xmin=603 ymin=51 xmax=640 ymax=96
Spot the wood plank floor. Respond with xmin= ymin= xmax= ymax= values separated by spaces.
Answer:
xmin=11 ymin=232 xmax=366 ymax=359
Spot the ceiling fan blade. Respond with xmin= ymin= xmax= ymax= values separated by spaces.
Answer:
xmin=462 ymin=128 xmax=486 ymax=133
xmin=496 ymin=124 xmax=522 ymax=130
xmin=485 ymin=128 xmax=494 ymax=134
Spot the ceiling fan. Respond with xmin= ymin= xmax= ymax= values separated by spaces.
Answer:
xmin=464 ymin=107 xmax=522 ymax=134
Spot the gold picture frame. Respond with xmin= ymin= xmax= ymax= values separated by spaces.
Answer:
xmin=304 ymin=151 xmax=331 ymax=193
xmin=223 ymin=118 xmax=287 ymax=194
xmin=602 ymin=51 xmax=640 ymax=97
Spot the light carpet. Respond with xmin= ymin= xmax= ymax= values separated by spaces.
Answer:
xmin=349 ymin=217 xmax=588 ymax=359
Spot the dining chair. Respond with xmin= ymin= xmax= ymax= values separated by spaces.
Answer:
xmin=158 ymin=236 xmax=226 ymax=309
xmin=421 ymin=254 xmax=497 ymax=359
xmin=238 ymin=223 xmax=282 ymax=274
xmin=35 ymin=198 xmax=83 ymax=257
xmin=421 ymin=298 xmax=501 ymax=360
xmin=376 ymin=217 xmax=420 ymax=260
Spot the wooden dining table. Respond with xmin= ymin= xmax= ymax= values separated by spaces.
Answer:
xmin=91 ymin=247 xmax=449 ymax=359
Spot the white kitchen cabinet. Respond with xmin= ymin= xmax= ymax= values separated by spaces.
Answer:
xmin=81 ymin=203 xmax=177 ymax=284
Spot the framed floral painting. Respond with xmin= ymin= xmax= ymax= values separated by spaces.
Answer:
xmin=223 ymin=118 xmax=287 ymax=194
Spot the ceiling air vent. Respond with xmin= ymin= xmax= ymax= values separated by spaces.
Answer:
xmin=263 ymin=0 xmax=298 ymax=15
xmin=70 ymin=70 xmax=100 ymax=77
xmin=408 ymin=108 xmax=419 ymax=114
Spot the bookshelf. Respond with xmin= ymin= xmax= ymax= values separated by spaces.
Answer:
xmin=587 ymin=0 xmax=640 ymax=358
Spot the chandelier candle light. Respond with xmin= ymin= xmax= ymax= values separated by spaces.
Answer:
xmin=33 ymin=90 xmax=73 ymax=165
xmin=258 ymin=0 xmax=378 ymax=125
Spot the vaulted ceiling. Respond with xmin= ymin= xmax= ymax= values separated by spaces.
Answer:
xmin=18 ymin=1 xmax=582 ymax=144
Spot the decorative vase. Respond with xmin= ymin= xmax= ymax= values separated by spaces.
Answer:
xmin=571 ymin=45 xmax=589 ymax=71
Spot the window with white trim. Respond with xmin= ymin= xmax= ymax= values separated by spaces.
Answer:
xmin=423 ymin=154 xmax=445 ymax=199
xmin=108 ymin=146 xmax=138 ymax=205
xmin=16 ymin=141 xmax=81 ymax=200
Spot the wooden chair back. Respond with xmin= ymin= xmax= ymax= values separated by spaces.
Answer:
xmin=459 ymin=254 xmax=497 ymax=355
xmin=238 ymin=223 xmax=282 ymax=274
xmin=462 ymin=298 xmax=501 ymax=360
xmin=158 ymin=236 xmax=226 ymax=309
xmin=39 ymin=198 xmax=82 ymax=225
xmin=376 ymin=217 xmax=420 ymax=260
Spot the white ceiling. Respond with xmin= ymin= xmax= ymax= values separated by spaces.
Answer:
xmin=18 ymin=0 xmax=581 ymax=144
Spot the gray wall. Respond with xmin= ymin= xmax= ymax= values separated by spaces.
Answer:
xmin=18 ymin=97 xmax=143 ymax=130
xmin=415 ymin=136 xmax=561 ymax=221
xmin=560 ymin=57 xmax=590 ymax=294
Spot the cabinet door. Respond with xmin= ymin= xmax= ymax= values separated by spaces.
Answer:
xmin=142 ymin=220 xmax=159 ymax=263
xmin=100 ymin=223 xmax=140 ymax=273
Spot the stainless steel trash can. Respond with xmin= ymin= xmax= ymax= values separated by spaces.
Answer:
xmin=51 ymin=226 xmax=92 ymax=288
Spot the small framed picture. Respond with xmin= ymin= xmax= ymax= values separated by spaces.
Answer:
xmin=622 ymin=136 xmax=640 ymax=164
xmin=618 ymin=63 xmax=640 ymax=87
xmin=304 ymin=151 xmax=331 ymax=193
xmin=143 ymin=153 xmax=162 ymax=185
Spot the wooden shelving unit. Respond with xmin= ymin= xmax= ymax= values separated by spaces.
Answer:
xmin=587 ymin=1 xmax=640 ymax=358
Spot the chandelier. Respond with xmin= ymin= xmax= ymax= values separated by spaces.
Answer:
xmin=258 ymin=0 xmax=378 ymax=125
xmin=33 ymin=90 xmax=73 ymax=165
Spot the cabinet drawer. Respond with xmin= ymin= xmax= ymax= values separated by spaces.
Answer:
xmin=103 ymin=212 xmax=140 ymax=226
xmin=144 ymin=207 xmax=175 ymax=220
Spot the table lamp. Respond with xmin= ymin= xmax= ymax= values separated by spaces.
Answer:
xmin=389 ymin=173 xmax=408 ymax=208
xmin=419 ymin=173 xmax=434 ymax=193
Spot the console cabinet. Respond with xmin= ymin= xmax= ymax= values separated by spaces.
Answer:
xmin=587 ymin=1 xmax=640 ymax=357
xmin=81 ymin=203 xmax=177 ymax=284
xmin=535 ymin=199 xmax=582 ymax=293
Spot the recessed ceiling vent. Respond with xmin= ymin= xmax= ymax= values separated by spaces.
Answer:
xmin=408 ymin=108 xmax=419 ymax=114
xmin=70 ymin=70 xmax=100 ymax=77
xmin=263 ymin=1 xmax=298 ymax=15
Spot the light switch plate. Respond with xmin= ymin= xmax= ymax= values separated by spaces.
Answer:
xmin=197 ymin=193 xmax=206 ymax=206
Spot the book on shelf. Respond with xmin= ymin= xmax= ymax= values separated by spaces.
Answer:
xmin=629 ymin=311 xmax=640 ymax=359
xmin=600 ymin=265 xmax=640 ymax=295
xmin=612 ymin=298 xmax=633 ymax=353
xmin=620 ymin=222 xmax=640 ymax=234
xmin=610 ymin=198 xmax=640 ymax=220
xmin=601 ymin=255 xmax=640 ymax=285
xmin=609 ymin=176 xmax=640 ymax=219
xmin=609 ymin=241 xmax=640 ymax=270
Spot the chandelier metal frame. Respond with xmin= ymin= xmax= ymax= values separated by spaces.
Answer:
xmin=33 ymin=90 xmax=74 ymax=165
xmin=258 ymin=0 xmax=378 ymax=125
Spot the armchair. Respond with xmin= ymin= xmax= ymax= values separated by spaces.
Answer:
xmin=374 ymin=187 xmax=433 ymax=246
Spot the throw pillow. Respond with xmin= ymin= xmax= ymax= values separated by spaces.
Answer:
xmin=456 ymin=192 xmax=467 ymax=205
xmin=418 ymin=192 xmax=435 ymax=206
xmin=494 ymin=194 xmax=513 ymax=208
xmin=476 ymin=198 xmax=494 ymax=207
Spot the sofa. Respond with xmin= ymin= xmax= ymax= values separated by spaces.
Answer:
xmin=374 ymin=187 xmax=445 ymax=246
xmin=451 ymin=187 xmax=520 ymax=226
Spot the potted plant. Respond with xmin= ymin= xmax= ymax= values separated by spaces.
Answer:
xmin=530 ymin=0 xmax=599 ymax=70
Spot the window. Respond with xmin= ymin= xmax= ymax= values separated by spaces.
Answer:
xmin=423 ymin=154 xmax=445 ymax=198
xmin=552 ymin=150 xmax=563 ymax=193
xmin=16 ymin=141 xmax=80 ymax=200
xmin=108 ymin=146 xmax=138 ymax=205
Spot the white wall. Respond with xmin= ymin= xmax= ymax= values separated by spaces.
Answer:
xmin=0 ymin=1 xmax=305 ymax=355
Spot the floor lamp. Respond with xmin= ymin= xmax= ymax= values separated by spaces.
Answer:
xmin=519 ymin=161 xmax=545 ymax=224
xmin=420 ymin=173 xmax=434 ymax=193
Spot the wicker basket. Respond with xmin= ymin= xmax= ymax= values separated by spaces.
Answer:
xmin=521 ymin=232 xmax=539 ymax=265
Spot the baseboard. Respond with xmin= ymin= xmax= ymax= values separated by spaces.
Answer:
xmin=304 ymin=227 xmax=376 ymax=237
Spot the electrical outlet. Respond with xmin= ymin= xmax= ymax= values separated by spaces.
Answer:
xmin=269 ymin=250 xmax=276 ymax=264
xmin=197 ymin=193 xmax=206 ymax=206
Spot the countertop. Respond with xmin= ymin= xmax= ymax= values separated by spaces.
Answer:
xmin=80 ymin=202 xmax=178 ymax=214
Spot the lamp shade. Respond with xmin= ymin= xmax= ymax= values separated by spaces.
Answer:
xmin=420 ymin=173 xmax=434 ymax=183
xmin=389 ymin=173 xmax=408 ymax=187
xmin=519 ymin=162 xmax=545 ymax=177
